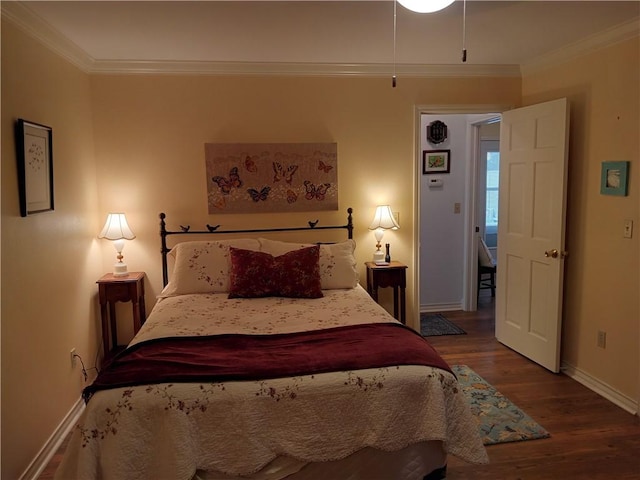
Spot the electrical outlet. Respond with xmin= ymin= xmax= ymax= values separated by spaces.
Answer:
xmin=597 ymin=331 xmax=606 ymax=349
xmin=70 ymin=348 xmax=77 ymax=366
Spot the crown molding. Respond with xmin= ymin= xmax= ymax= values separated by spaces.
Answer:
xmin=0 ymin=1 xmax=519 ymax=78
xmin=521 ymin=17 xmax=640 ymax=76
xmin=1 ymin=1 xmax=94 ymax=71
xmin=4 ymin=1 xmax=637 ymax=79
xmin=88 ymin=60 xmax=521 ymax=78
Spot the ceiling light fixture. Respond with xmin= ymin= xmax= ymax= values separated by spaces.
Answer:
xmin=397 ymin=0 xmax=455 ymax=14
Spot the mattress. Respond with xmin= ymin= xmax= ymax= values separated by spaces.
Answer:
xmin=55 ymin=286 xmax=487 ymax=480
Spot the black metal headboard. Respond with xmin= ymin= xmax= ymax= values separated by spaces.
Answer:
xmin=159 ymin=208 xmax=353 ymax=287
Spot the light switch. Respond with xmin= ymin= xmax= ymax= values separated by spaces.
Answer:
xmin=454 ymin=203 xmax=461 ymax=214
xmin=624 ymin=220 xmax=633 ymax=238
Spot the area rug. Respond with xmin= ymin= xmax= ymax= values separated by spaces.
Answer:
xmin=420 ymin=313 xmax=466 ymax=337
xmin=453 ymin=365 xmax=551 ymax=445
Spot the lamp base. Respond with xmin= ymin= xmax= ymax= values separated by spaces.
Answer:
xmin=372 ymin=250 xmax=385 ymax=263
xmin=113 ymin=262 xmax=129 ymax=277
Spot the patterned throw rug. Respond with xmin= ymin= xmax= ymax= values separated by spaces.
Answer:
xmin=453 ymin=365 xmax=551 ymax=445
xmin=420 ymin=313 xmax=466 ymax=337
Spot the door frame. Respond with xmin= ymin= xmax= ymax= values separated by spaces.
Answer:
xmin=477 ymin=137 xmax=501 ymax=247
xmin=467 ymin=119 xmax=501 ymax=311
xmin=413 ymin=104 xmax=512 ymax=318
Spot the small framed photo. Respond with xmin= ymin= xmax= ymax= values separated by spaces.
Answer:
xmin=15 ymin=119 xmax=54 ymax=216
xmin=423 ymin=149 xmax=450 ymax=174
xmin=600 ymin=161 xmax=629 ymax=196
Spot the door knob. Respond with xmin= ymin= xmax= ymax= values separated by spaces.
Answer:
xmin=544 ymin=249 xmax=569 ymax=258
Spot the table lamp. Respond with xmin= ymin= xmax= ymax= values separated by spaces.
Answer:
xmin=369 ymin=205 xmax=399 ymax=263
xmin=98 ymin=213 xmax=136 ymax=277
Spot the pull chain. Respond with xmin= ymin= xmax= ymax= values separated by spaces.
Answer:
xmin=393 ymin=0 xmax=397 ymax=87
xmin=462 ymin=0 xmax=467 ymax=62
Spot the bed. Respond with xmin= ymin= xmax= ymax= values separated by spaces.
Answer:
xmin=55 ymin=209 xmax=487 ymax=480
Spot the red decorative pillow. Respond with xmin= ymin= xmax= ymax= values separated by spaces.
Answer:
xmin=228 ymin=248 xmax=277 ymax=298
xmin=229 ymin=246 xmax=323 ymax=299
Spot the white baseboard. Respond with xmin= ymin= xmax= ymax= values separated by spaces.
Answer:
xmin=420 ymin=303 xmax=462 ymax=313
xmin=561 ymin=361 xmax=638 ymax=415
xmin=20 ymin=397 xmax=85 ymax=480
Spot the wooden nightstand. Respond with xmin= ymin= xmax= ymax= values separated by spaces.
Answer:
xmin=365 ymin=261 xmax=408 ymax=324
xmin=97 ymin=272 xmax=146 ymax=364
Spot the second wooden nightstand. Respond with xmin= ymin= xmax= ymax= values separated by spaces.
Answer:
xmin=365 ymin=261 xmax=408 ymax=324
xmin=97 ymin=272 xmax=146 ymax=364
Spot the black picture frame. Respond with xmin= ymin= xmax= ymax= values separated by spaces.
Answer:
xmin=422 ymin=149 xmax=451 ymax=174
xmin=15 ymin=119 xmax=54 ymax=217
xmin=426 ymin=120 xmax=448 ymax=145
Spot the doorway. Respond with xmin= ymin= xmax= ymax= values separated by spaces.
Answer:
xmin=416 ymin=107 xmax=505 ymax=315
xmin=477 ymin=124 xmax=500 ymax=260
xmin=476 ymin=125 xmax=500 ymax=309
xmin=415 ymin=100 xmax=570 ymax=373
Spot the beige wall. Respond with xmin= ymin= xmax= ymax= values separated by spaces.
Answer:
xmin=1 ymin=21 xmax=103 ymax=478
xmin=89 ymin=74 xmax=521 ymax=321
xmin=522 ymin=37 xmax=639 ymax=400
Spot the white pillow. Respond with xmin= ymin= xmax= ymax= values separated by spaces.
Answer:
xmin=161 ymin=239 xmax=261 ymax=296
xmin=258 ymin=238 xmax=358 ymax=289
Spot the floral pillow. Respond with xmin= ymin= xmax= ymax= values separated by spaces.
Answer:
xmin=258 ymin=238 xmax=358 ymax=289
xmin=228 ymin=246 xmax=323 ymax=299
xmin=161 ymin=239 xmax=261 ymax=296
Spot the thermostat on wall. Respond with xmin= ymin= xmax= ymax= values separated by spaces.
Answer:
xmin=428 ymin=178 xmax=443 ymax=188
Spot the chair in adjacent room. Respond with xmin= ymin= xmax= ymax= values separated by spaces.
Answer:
xmin=478 ymin=237 xmax=496 ymax=299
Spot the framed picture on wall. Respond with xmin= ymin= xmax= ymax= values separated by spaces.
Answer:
xmin=15 ymin=119 xmax=54 ymax=217
xmin=600 ymin=161 xmax=629 ymax=196
xmin=423 ymin=149 xmax=450 ymax=174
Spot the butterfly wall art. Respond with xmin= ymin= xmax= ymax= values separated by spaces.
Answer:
xmin=272 ymin=162 xmax=298 ymax=184
xmin=304 ymin=181 xmax=331 ymax=201
xmin=205 ymin=143 xmax=338 ymax=214
xmin=247 ymin=186 xmax=271 ymax=202
xmin=212 ymin=167 xmax=243 ymax=195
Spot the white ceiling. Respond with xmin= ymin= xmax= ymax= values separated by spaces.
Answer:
xmin=4 ymin=1 xmax=639 ymax=76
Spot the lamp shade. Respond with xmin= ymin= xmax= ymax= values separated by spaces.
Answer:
xmin=369 ymin=205 xmax=400 ymax=231
xmin=98 ymin=213 xmax=136 ymax=240
xmin=398 ymin=0 xmax=455 ymax=13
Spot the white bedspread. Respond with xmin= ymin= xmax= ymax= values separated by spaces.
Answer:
xmin=55 ymin=286 xmax=487 ymax=480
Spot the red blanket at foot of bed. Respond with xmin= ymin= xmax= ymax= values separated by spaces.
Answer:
xmin=84 ymin=323 xmax=452 ymax=401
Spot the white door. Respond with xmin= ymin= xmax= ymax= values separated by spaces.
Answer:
xmin=495 ymin=98 xmax=570 ymax=373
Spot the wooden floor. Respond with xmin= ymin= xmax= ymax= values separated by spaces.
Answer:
xmin=429 ymin=294 xmax=640 ymax=480
xmin=39 ymin=294 xmax=639 ymax=479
